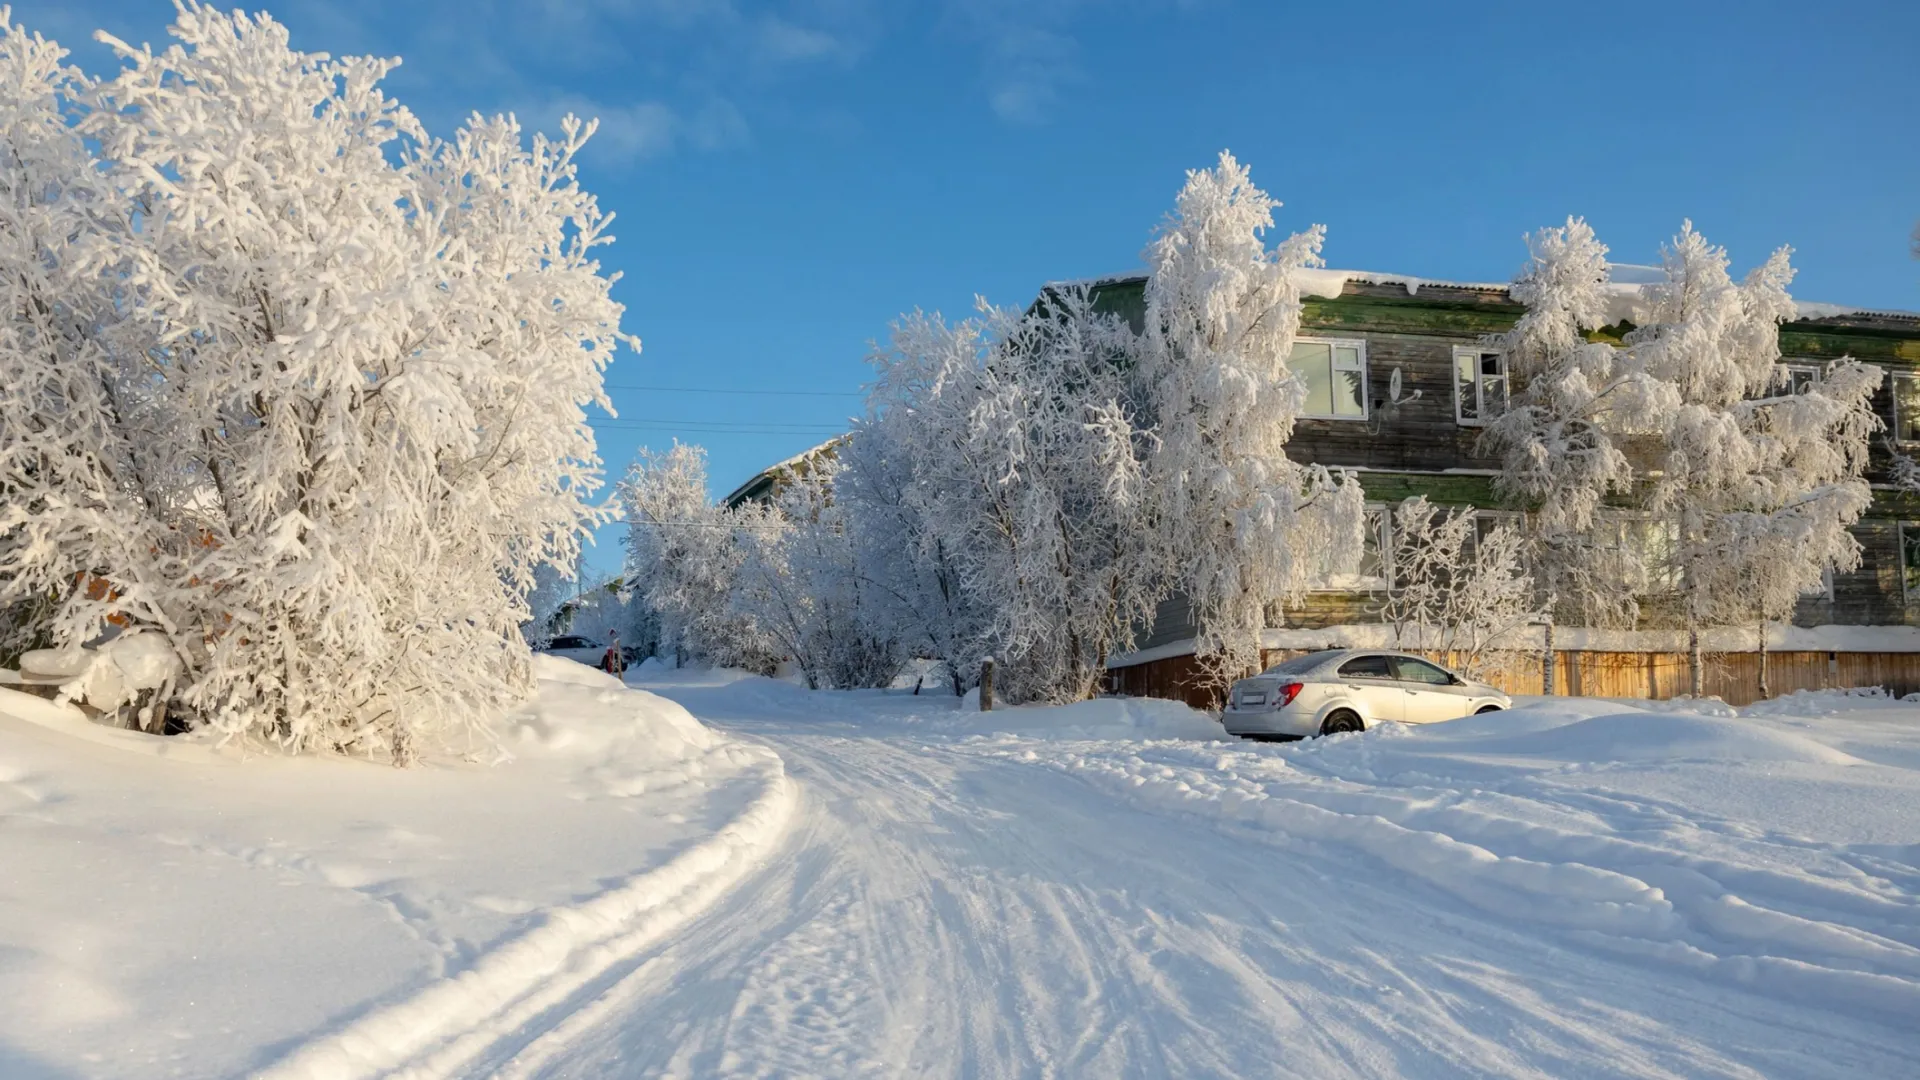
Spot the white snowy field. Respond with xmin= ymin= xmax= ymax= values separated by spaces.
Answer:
xmin=0 ymin=657 xmax=793 ymax=1079
xmin=4 ymin=666 xmax=1920 ymax=1078
xmin=505 ymin=672 xmax=1920 ymax=1080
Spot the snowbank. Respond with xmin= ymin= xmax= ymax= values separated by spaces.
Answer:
xmin=0 ymin=657 xmax=794 ymax=1079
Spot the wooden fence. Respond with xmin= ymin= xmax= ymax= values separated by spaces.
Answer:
xmin=1110 ymin=648 xmax=1920 ymax=711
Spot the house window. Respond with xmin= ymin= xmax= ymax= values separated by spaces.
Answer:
xmin=1781 ymin=364 xmax=1819 ymax=395
xmin=1902 ymin=524 xmax=1920 ymax=601
xmin=1465 ymin=510 xmax=1523 ymax=562
xmin=1288 ymin=337 xmax=1367 ymax=420
xmin=1603 ymin=513 xmax=1680 ymax=595
xmin=1893 ymin=375 xmax=1920 ymax=445
xmin=1318 ymin=504 xmax=1390 ymax=592
xmin=1453 ymin=348 xmax=1508 ymax=426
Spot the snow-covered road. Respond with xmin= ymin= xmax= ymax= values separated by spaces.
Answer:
xmin=490 ymin=676 xmax=1920 ymax=1080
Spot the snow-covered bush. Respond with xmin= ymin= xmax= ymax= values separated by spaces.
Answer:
xmin=1138 ymin=151 xmax=1364 ymax=682
xmin=1376 ymin=498 xmax=1537 ymax=682
xmin=0 ymin=8 xmax=625 ymax=760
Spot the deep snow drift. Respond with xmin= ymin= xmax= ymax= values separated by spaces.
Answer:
xmin=0 ymin=657 xmax=792 ymax=1079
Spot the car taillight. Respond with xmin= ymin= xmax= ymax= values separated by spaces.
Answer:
xmin=1275 ymin=682 xmax=1302 ymax=708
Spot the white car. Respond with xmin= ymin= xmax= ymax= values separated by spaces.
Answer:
xmin=1221 ymin=649 xmax=1509 ymax=740
xmin=539 ymin=634 xmax=607 ymax=666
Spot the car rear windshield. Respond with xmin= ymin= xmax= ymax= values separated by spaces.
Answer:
xmin=1261 ymin=653 xmax=1335 ymax=676
xmin=1336 ymin=654 xmax=1394 ymax=678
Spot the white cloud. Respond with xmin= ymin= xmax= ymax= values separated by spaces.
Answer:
xmin=577 ymin=100 xmax=683 ymax=162
xmin=754 ymin=15 xmax=849 ymax=63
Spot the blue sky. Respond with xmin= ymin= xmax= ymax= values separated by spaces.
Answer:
xmin=26 ymin=0 xmax=1920 ymax=580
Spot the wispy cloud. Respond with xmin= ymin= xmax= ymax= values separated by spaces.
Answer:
xmin=943 ymin=0 xmax=1200 ymax=124
xmin=541 ymin=94 xmax=749 ymax=164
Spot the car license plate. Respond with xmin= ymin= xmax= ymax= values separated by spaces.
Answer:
xmin=1240 ymin=692 xmax=1265 ymax=706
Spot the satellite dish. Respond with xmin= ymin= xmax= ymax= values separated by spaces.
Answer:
xmin=1389 ymin=366 xmax=1402 ymax=402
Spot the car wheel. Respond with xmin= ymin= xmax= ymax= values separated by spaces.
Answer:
xmin=1475 ymin=704 xmax=1503 ymax=714
xmin=1319 ymin=709 xmax=1364 ymax=736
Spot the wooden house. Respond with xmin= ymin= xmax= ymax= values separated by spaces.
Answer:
xmin=724 ymin=270 xmax=1920 ymax=707
xmin=1085 ymin=270 xmax=1920 ymax=707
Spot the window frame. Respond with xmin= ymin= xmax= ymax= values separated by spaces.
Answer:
xmin=1391 ymin=655 xmax=1458 ymax=686
xmin=1902 ymin=522 xmax=1920 ymax=602
xmin=1780 ymin=362 xmax=1820 ymax=396
xmin=1314 ymin=502 xmax=1392 ymax=593
xmin=1451 ymin=346 xmax=1508 ymax=427
xmin=1336 ymin=654 xmax=1395 ymax=679
xmin=1893 ymin=374 xmax=1920 ymax=447
xmin=1804 ymin=564 xmax=1835 ymax=603
xmin=1465 ymin=509 xmax=1523 ymax=562
xmin=1288 ymin=335 xmax=1370 ymax=422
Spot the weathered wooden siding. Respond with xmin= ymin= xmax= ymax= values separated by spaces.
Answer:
xmin=1112 ymin=647 xmax=1920 ymax=712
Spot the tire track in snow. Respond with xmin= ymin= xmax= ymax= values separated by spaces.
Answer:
xmin=500 ymin=711 xmax=1919 ymax=1079
xmin=257 ymin=740 xmax=798 ymax=1080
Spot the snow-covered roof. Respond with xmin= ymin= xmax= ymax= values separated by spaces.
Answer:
xmin=721 ymin=435 xmax=848 ymax=508
xmin=1068 ymin=264 xmax=1920 ymax=325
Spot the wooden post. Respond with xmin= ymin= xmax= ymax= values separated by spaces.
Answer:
xmin=979 ymin=658 xmax=994 ymax=712
xmin=1541 ymin=617 xmax=1556 ymax=696
xmin=1758 ymin=621 xmax=1770 ymax=700
xmin=1688 ymin=628 xmax=1703 ymax=698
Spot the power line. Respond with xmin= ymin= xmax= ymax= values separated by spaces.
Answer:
xmin=601 ymin=382 xmax=863 ymax=398
xmin=587 ymin=419 xmax=847 ymax=435
xmin=591 ymin=413 xmax=848 ymax=426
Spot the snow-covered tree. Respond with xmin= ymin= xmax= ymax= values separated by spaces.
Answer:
xmin=1138 ymin=151 xmax=1364 ymax=682
xmin=520 ymin=556 xmax=583 ymax=647
xmin=565 ymin=573 xmax=660 ymax=660
xmin=1376 ymin=498 xmax=1537 ymax=682
xmin=1633 ymin=224 xmax=1882 ymax=694
xmin=0 ymin=8 xmax=625 ymax=759
xmin=851 ymin=285 xmax=1160 ymax=704
xmin=732 ymin=460 xmax=905 ymax=690
xmin=0 ymin=14 xmax=159 ymax=674
xmin=1482 ymin=217 xmax=1674 ymax=629
xmin=618 ymin=443 xmax=777 ymax=672
xmin=835 ymin=408 xmax=985 ymax=694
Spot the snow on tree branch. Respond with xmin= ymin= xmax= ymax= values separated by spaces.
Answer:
xmin=0 ymin=6 xmax=628 ymax=759
xmin=1139 ymin=151 xmax=1364 ymax=683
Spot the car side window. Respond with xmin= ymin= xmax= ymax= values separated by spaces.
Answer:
xmin=1392 ymin=657 xmax=1456 ymax=685
xmin=1336 ymin=654 xmax=1394 ymax=678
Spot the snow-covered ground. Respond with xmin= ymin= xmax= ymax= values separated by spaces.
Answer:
xmin=0 ymin=657 xmax=793 ymax=1079
xmin=5 ymin=666 xmax=1919 ymax=1078
xmin=507 ymin=673 xmax=1920 ymax=1079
